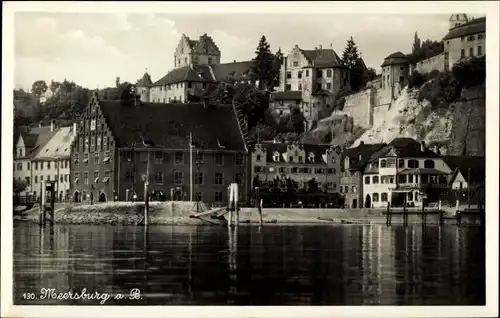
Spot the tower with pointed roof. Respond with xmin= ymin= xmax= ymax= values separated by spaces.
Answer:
xmin=449 ymin=14 xmax=469 ymax=30
xmin=136 ymin=70 xmax=153 ymax=103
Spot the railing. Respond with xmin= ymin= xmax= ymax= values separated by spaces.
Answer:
xmin=13 ymin=195 xmax=39 ymax=206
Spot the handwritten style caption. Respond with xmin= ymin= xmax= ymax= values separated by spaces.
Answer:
xmin=22 ymin=288 xmax=142 ymax=304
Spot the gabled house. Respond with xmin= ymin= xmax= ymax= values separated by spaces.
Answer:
xmin=340 ymin=142 xmax=387 ymax=208
xmin=70 ymin=92 xmax=249 ymax=204
xmin=361 ymin=138 xmax=453 ymax=208
xmin=441 ymin=156 xmax=485 ymax=190
xmin=251 ymin=140 xmax=342 ymax=192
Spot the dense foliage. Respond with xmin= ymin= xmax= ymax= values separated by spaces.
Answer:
xmin=408 ymin=32 xmax=444 ymax=65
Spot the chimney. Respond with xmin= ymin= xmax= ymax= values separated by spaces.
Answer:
xmin=433 ymin=143 xmax=441 ymax=155
xmin=50 ymin=119 xmax=56 ymax=132
xmin=330 ymin=43 xmax=333 ymax=48
xmin=420 ymin=140 xmax=426 ymax=152
xmin=233 ymin=60 xmax=236 ymax=63
xmin=73 ymin=123 xmax=78 ymax=137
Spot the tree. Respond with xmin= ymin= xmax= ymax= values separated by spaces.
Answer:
xmin=251 ymin=35 xmax=275 ymax=90
xmin=364 ymin=67 xmax=377 ymax=83
xmin=116 ymin=76 xmax=121 ymax=88
xmin=307 ymin=178 xmax=319 ymax=192
xmin=31 ymin=80 xmax=48 ymax=97
xmin=412 ymin=32 xmax=422 ymax=54
xmin=50 ymin=80 xmax=61 ymax=95
xmin=288 ymin=105 xmax=306 ymax=133
xmin=120 ymin=83 xmax=136 ymax=103
xmin=13 ymin=178 xmax=28 ymax=194
xmin=341 ymin=37 xmax=365 ymax=91
xmin=269 ymin=48 xmax=284 ymax=88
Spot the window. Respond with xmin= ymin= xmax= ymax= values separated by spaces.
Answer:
xmin=327 ymin=168 xmax=336 ymax=174
xmin=424 ymin=160 xmax=435 ymax=169
xmin=468 ymin=36 xmax=475 ymax=41
xmin=387 ymin=159 xmax=396 ymax=168
xmin=154 ymin=172 xmax=164 ymax=184
xmin=26 ymin=177 xmax=30 ymax=184
xmin=400 ymin=66 xmax=404 ymax=71
xmin=155 ymin=152 xmax=163 ymax=164
xmin=256 ymin=154 xmax=261 ymax=162
xmin=339 ymin=186 xmax=343 ymax=193
xmin=103 ymin=136 xmax=108 ymax=151
xmin=478 ymin=46 xmax=482 ymax=56
xmin=97 ymin=136 xmax=101 ymax=151
xmin=103 ymin=151 xmax=110 ymax=163
xmin=408 ymin=159 xmax=419 ymax=168
xmin=175 ymin=152 xmax=183 ymax=164
xmin=208 ymin=57 xmax=213 ymax=64
xmin=298 ymin=71 xmax=302 ymax=79
xmin=214 ymin=191 xmax=223 ymax=202
xmin=35 ymin=176 xmax=38 ymax=183
xmin=254 ymin=166 xmax=264 ymax=173
xmin=235 ymin=153 xmax=244 ymax=166
xmin=407 ymin=192 xmax=413 ymax=201
xmin=83 ymin=172 xmax=89 ymax=185
xmin=317 ymin=70 xmax=323 ymax=78
xmin=293 ymin=61 xmax=298 ymax=67
xmin=478 ymin=34 xmax=484 ymax=39
xmin=287 ymin=72 xmax=292 ymax=79
xmin=398 ymin=159 xmax=405 ymax=168
xmin=316 ymin=83 xmax=321 ymax=90
xmin=326 ymin=83 xmax=331 ymax=89
xmin=83 ymin=153 xmax=89 ymax=165
xmin=344 ymin=186 xmax=349 ymax=193
xmin=174 ymin=171 xmax=183 ymax=185
xmin=469 ymin=47 xmax=474 ymax=57
xmin=381 ymin=193 xmax=388 ymax=202
xmin=195 ymin=192 xmax=203 ymax=201
xmin=94 ymin=153 xmax=100 ymax=165
xmin=195 ymin=151 xmax=204 ymax=164
xmin=365 ymin=176 xmax=371 ymax=184
xmin=47 ymin=161 xmax=51 ymax=169
xmin=34 ymin=162 xmax=38 ymax=170
xmin=286 ymin=84 xmax=291 ymax=90
xmin=352 ymin=186 xmax=357 ymax=193
xmin=298 ymin=84 xmax=302 ymax=90
xmin=373 ymin=193 xmax=379 ymax=202
xmin=373 ymin=176 xmax=379 ymax=184
xmin=380 ymin=159 xmax=387 ymax=168
xmin=235 ymin=173 xmax=244 ymax=185
xmin=461 ymin=49 xmax=465 ymax=58
xmin=326 ymin=69 xmax=332 ymax=77
xmin=298 ymin=156 xmax=303 ymax=162
xmin=397 ymin=175 xmax=406 ymax=184
xmin=308 ymin=154 xmax=315 ymax=163
xmin=215 ymin=172 xmax=223 ymax=185
xmin=17 ymin=163 xmax=22 ymax=171
xmin=215 ymin=153 xmax=224 ymax=166
xmin=93 ymin=171 xmax=99 ymax=183
xmin=399 ymin=76 xmax=404 ymax=83
xmin=73 ymin=172 xmax=79 ymax=184
xmin=305 ymin=70 xmax=309 ymax=77
xmin=195 ymin=172 xmax=204 ymax=185
xmin=273 ymin=152 xmax=280 ymax=162
xmin=27 ymin=162 xmax=30 ymax=170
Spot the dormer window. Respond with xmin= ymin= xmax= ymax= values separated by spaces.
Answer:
xmin=256 ymin=154 xmax=261 ymax=161
xmin=289 ymin=156 xmax=293 ymax=162
xmin=298 ymin=156 xmax=303 ymax=162
xmin=308 ymin=153 xmax=315 ymax=163
xmin=273 ymin=152 xmax=280 ymax=162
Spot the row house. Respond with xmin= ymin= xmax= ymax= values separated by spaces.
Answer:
xmin=251 ymin=141 xmax=342 ymax=193
xmin=70 ymin=93 xmax=249 ymax=204
xmin=361 ymin=138 xmax=453 ymax=208
xmin=13 ymin=121 xmax=58 ymax=196
xmin=340 ymin=142 xmax=387 ymax=208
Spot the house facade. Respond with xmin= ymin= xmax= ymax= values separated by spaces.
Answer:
xmin=443 ymin=15 xmax=485 ymax=70
xmin=361 ymin=138 xmax=453 ymax=208
xmin=13 ymin=122 xmax=58 ymax=196
xmin=251 ymin=141 xmax=342 ymax=192
xmin=70 ymin=93 xmax=249 ymax=204
xmin=340 ymin=142 xmax=386 ymax=208
xmin=136 ymin=34 xmax=256 ymax=104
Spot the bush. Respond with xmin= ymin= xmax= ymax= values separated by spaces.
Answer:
xmin=452 ymin=56 xmax=486 ymax=88
xmin=408 ymin=71 xmax=427 ymax=89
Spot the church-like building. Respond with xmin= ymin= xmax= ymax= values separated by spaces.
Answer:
xmin=136 ymin=34 xmax=256 ymax=104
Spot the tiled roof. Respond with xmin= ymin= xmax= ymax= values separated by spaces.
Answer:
xmin=270 ymin=91 xmax=302 ymax=101
xmin=98 ymin=100 xmax=246 ymax=151
xmin=152 ymin=65 xmax=216 ymax=86
xmin=443 ymin=17 xmax=486 ymax=41
xmin=137 ymin=72 xmax=153 ymax=87
xmin=258 ymin=141 xmax=338 ymax=164
xmin=17 ymin=126 xmax=56 ymax=158
xmin=441 ymin=155 xmax=485 ymax=184
xmin=34 ymin=126 xmax=75 ymax=160
xmin=381 ymin=51 xmax=409 ymax=67
xmin=368 ymin=138 xmax=438 ymax=162
xmin=300 ymin=48 xmax=344 ymax=68
xmin=342 ymin=142 xmax=387 ymax=170
xmin=210 ymin=61 xmax=254 ymax=82
xmin=188 ymin=34 xmax=221 ymax=55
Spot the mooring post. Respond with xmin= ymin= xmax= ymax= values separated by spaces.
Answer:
xmin=422 ymin=199 xmax=427 ymax=225
xmin=403 ymin=196 xmax=408 ymax=226
xmin=40 ymin=181 xmax=46 ymax=226
xmin=386 ymin=201 xmax=391 ymax=226
xmin=227 ymin=185 xmax=233 ymax=228
xmin=256 ymin=187 xmax=263 ymax=226
xmin=50 ymin=181 xmax=55 ymax=225
xmin=455 ymin=200 xmax=461 ymax=225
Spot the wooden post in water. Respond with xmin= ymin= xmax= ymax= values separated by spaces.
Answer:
xmin=256 ymin=187 xmax=263 ymax=226
xmin=227 ymin=185 xmax=233 ymax=228
xmin=422 ymin=199 xmax=427 ymax=225
xmin=39 ymin=181 xmax=46 ymax=226
xmin=50 ymin=181 xmax=55 ymax=225
xmin=386 ymin=201 xmax=391 ymax=226
xmin=455 ymin=200 xmax=461 ymax=225
xmin=403 ymin=195 xmax=408 ymax=226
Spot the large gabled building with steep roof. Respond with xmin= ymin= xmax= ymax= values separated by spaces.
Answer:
xmin=136 ymin=34 xmax=256 ymax=104
xmin=70 ymin=92 xmax=249 ymax=204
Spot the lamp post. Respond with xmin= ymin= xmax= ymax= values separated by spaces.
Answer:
xmin=189 ymin=132 xmax=194 ymax=202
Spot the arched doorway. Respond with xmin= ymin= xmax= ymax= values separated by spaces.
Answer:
xmin=365 ymin=194 xmax=371 ymax=209
xmin=99 ymin=192 xmax=106 ymax=202
xmin=74 ymin=191 xmax=80 ymax=203
xmin=173 ymin=190 xmax=183 ymax=201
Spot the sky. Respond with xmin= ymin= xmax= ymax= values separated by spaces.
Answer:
xmin=14 ymin=11 xmax=468 ymax=90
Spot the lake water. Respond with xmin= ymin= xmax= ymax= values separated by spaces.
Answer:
xmin=13 ymin=222 xmax=485 ymax=305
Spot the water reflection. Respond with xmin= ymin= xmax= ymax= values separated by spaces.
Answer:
xmin=13 ymin=222 xmax=485 ymax=305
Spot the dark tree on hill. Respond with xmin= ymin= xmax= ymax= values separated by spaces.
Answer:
xmin=341 ymin=37 xmax=365 ymax=91
xmin=13 ymin=178 xmax=28 ymax=194
xmin=412 ymin=32 xmax=422 ymax=54
xmin=408 ymin=36 xmax=444 ymax=64
xmin=116 ymin=76 xmax=121 ymax=88
xmin=364 ymin=67 xmax=377 ymax=83
xmin=50 ymin=80 xmax=61 ymax=94
xmin=120 ymin=83 xmax=136 ymax=103
xmin=251 ymin=35 xmax=275 ymax=90
xmin=31 ymin=80 xmax=48 ymax=97
xmin=269 ymin=48 xmax=284 ymax=89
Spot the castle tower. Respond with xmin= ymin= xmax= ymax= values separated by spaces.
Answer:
xmin=381 ymin=52 xmax=409 ymax=100
xmin=174 ymin=33 xmax=221 ymax=68
xmin=136 ymin=70 xmax=153 ymax=103
xmin=449 ymin=14 xmax=469 ymax=30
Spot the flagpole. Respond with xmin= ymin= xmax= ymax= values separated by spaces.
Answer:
xmin=189 ymin=132 xmax=193 ymax=202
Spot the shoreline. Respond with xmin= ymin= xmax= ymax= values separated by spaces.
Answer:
xmin=13 ymin=202 xmax=483 ymax=226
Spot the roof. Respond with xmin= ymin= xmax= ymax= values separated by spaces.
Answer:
xmin=270 ymin=91 xmax=302 ymax=101
xmin=300 ymin=48 xmax=344 ymax=68
xmin=368 ymin=138 xmax=438 ymax=162
xmin=398 ymin=168 xmax=449 ymax=175
xmin=443 ymin=17 xmax=486 ymax=41
xmin=153 ymin=64 xmax=216 ymax=86
xmin=257 ymin=141 xmax=337 ymax=164
xmin=342 ymin=142 xmax=387 ymax=170
xmin=17 ymin=126 xmax=56 ymax=159
xmin=98 ymin=100 xmax=246 ymax=151
xmin=441 ymin=156 xmax=485 ymax=184
xmin=381 ymin=51 xmax=409 ymax=67
xmin=210 ymin=61 xmax=254 ymax=82
xmin=137 ymin=72 xmax=153 ymax=87
xmin=34 ymin=126 xmax=75 ymax=160
xmin=186 ymin=34 xmax=221 ymax=56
